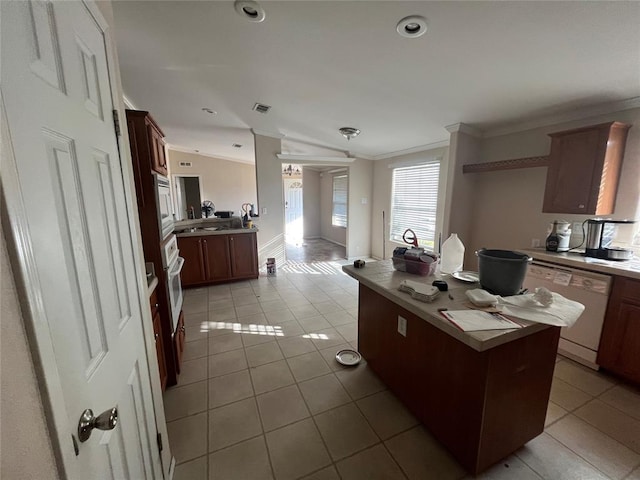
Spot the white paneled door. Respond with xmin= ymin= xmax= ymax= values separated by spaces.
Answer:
xmin=2 ymin=1 xmax=161 ymax=479
xmin=284 ymin=179 xmax=303 ymax=240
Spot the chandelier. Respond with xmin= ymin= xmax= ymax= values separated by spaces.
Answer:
xmin=282 ymin=164 xmax=301 ymax=176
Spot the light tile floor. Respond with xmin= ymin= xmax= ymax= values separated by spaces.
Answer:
xmin=168 ymin=261 xmax=640 ymax=480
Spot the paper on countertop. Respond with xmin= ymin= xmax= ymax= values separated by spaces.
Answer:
xmin=440 ymin=310 xmax=523 ymax=332
xmin=498 ymin=292 xmax=585 ymax=327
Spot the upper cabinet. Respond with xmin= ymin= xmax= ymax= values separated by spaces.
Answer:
xmin=542 ymin=122 xmax=631 ymax=215
xmin=126 ymin=110 xmax=168 ymax=177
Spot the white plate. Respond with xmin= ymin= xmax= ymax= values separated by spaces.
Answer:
xmin=451 ymin=271 xmax=480 ymax=283
xmin=335 ymin=349 xmax=362 ymax=366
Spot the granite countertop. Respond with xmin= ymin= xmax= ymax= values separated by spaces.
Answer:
xmin=522 ymin=248 xmax=640 ymax=280
xmin=175 ymin=227 xmax=259 ymax=238
xmin=342 ymin=260 xmax=551 ymax=352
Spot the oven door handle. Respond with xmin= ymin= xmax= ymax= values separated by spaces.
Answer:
xmin=169 ymin=257 xmax=185 ymax=276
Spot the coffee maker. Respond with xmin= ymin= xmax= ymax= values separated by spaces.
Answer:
xmin=585 ymin=219 xmax=636 ymax=260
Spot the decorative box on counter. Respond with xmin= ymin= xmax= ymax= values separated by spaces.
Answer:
xmin=392 ymin=247 xmax=439 ymax=276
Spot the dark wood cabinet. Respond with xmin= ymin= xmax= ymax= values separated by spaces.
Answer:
xmin=178 ymin=232 xmax=258 ymax=287
xmin=597 ymin=276 xmax=640 ymax=384
xmin=543 ymin=122 xmax=631 ymax=215
xmin=150 ymin=288 xmax=167 ymax=391
xmin=229 ymin=234 xmax=258 ymax=278
xmin=358 ymin=284 xmax=559 ymax=474
xmin=126 ymin=109 xmax=178 ymax=387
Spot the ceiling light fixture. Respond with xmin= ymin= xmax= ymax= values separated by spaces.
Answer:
xmin=339 ymin=127 xmax=361 ymax=141
xmin=202 ymin=107 xmax=217 ymax=115
xmin=234 ymin=0 xmax=266 ymax=23
xmin=232 ymin=143 xmax=242 ymax=148
xmin=282 ymin=164 xmax=301 ymax=176
xmin=396 ymin=15 xmax=428 ymax=38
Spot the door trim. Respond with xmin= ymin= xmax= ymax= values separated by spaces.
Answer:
xmin=0 ymin=1 xmax=170 ymax=477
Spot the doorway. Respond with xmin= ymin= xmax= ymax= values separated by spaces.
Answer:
xmin=284 ymin=178 xmax=303 ymax=242
xmin=174 ymin=175 xmax=203 ymax=220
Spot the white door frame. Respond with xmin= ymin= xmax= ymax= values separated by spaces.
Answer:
xmin=0 ymin=1 xmax=172 ymax=477
xmin=172 ymin=173 xmax=204 ymax=221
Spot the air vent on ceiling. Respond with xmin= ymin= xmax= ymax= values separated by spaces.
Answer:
xmin=232 ymin=143 xmax=243 ymax=148
xmin=252 ymin=103 xmax=271 ymax=114
xmin=179 ymin=161 xmax=193 ymax=167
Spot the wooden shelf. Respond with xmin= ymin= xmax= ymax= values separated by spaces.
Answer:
xmin=463 ymin=156 xmax=549 ymax=173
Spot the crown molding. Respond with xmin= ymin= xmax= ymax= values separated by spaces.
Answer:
xmin=445 ymin=123 xmax=482 ymax=137
xmin=373 ymin=139 xmax=449 ymax=160
xmin=167 ymin=144 xmax=255 ymax=165
xmin=277 ymin=154 xmax=354 ymax=163
xmin=251 ymin=128 xmax=285 ymax=139
xmin=483 ymin=96 xmax=640 ymax=138
xmin=122 ymin=94 xmax=137 ymax=110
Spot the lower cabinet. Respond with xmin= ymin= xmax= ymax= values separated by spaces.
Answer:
xmin=150 ymin=288 xmax=167 ymax=391
xmin=597 ymin=276 xmax=640 ymax=384
xmin=179 ymin=233 xmax=258 ymax=287
xmin=174 ymin=310 xmax=185 ymax=375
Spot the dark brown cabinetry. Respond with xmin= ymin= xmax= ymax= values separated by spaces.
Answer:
xmin=358 ymin=284 xmax=559 ymax=474
xmin=543 ymin=122 xmax=631 ymax=215
xmin=597 ymin=276 xmax=640 ymax=384
xmin=126 ymin=109 xmax=178 ymax=387
xmin=150 ymin=288 xmax=167 ymax=391
xmin=178 ymin=232 xmax=258 ymax=287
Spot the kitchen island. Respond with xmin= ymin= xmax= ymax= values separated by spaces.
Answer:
xmin=342 ymin=261 xmax=560 ymax=475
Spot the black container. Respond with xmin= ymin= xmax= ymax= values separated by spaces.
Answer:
xmin=476 ymin=249 xmax=533 ymax=296
xmin=214 ymin=211 xmax=234 ymax=218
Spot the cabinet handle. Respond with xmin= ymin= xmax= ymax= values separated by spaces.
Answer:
xmin=154 ymin=303 xmax=159 ymax=308
xmin=180 ymin=326 xmax=186 ymax=333
xmin=154 ymin=333 xmax=159 ymax=340
xmin=578 ymin=204 xmax=585 ymax=209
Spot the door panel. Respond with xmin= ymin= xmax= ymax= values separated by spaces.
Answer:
xmin=1 ymin=1 xmax=159 ymax=477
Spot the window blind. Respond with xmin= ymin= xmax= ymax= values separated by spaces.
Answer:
xmin=332 ymin=174 xmax=348 ymax=227
xmin=390 ymin=162 xmax=440 ymax=248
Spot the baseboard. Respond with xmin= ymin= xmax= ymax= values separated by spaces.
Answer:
xmin=320 ymin=236 xmax=346 ymax=248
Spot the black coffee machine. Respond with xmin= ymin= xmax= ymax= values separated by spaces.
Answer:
xmin=584 ymin=219 xmax=636 ymax=260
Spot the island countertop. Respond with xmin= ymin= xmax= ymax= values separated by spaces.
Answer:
xmin=342 ymin=260 xmax=550 ymax=352
xmin=175 ymin=227 xmax=259 ymax=238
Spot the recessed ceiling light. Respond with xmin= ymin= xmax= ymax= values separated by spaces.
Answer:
xmin=339 ymin=127 xmax=361 ymax=141
xmin=397 ymin=15 xmax=428 ymax=38
xmin=234 ymin=0 xmax=265 ymax=23
xmin=202 ymin=107 xmax=217 ymax=115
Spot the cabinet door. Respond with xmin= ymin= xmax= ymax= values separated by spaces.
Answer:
xmin=152 ymin=310 xmax=167 ymax=391
xmin=597 ymin=277 xmax=640 ymax=383
xmin=146 ymin=123 xmax=167 ymax=176
xmin=543 ymin=128 xmax=603 ymax=214
xmin=229 ymin=233 xmax=258 ymax=279
xmin=178 ymin=236 xmax=207 ymax=286
xmin=202 ymin=235 xmax=232 ymax=281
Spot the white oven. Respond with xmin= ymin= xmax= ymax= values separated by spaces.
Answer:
xmin=162 ymin=235 xmax=184 ymax=331
xmin=154 ymin=173 xmax=174 ymax=240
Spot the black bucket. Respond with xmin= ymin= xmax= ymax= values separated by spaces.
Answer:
xmin=476 ymin=249 xmax=533 ymax=296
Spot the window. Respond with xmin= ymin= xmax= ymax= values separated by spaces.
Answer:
xmin=390 ymin=161 xmax=440 ymax=248
xmin=332 ymin=174 xmax=348 ymax=227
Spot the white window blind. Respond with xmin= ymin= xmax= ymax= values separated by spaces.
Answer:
xmin=332 ymin=174 xmax=348 ymax=227
xmin=390 ymin=162 xmax=440 ymax=248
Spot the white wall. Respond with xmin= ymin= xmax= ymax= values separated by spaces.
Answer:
xmin=466 ymin=108 xmax=640 ymax=263
xmin=320 ymin=172 xmax=347 ymax=246
xmin=1 ymin=229 xmax=59 ymax=479
xmin=371 ymin=147 xmax=449 ymax=259
xmin=302 ymin=168 xmax=321 ymax=238
xmin=167 ymin=149 xmax=257 ymax=217
xmin=347 ymin=158 xmax=373 ymax=259
xmin=254 ymin=134 xmax=286 ymax=266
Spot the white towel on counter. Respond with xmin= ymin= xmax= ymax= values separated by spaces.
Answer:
xmin=497 ymin=292 xmax=585 ymax=327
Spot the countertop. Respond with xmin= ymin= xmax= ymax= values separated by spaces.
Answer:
xmin=147 ymin=275 xmax=158 ymax=297
xmin=522 ymin=248 xmax=640 ymax=280
xmin=175 ymin=227 xmax=259 ymax=238
xmin=342 ymin=260 xmax=551 ymax=352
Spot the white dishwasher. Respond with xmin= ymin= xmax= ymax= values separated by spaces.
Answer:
xmin=523 ymin=261 xmax=612 ymax=370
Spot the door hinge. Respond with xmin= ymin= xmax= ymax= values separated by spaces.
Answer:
xmin=156 ymin=432 xmax=163 ymax=452
xmin=112 ymin=109 xmax=121 ymax=136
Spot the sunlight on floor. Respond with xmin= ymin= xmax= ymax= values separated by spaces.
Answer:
xmin=204 ymin=322 xmax=284 ymax=337
xmin=282 ymin=261 xmax=347 ymax=275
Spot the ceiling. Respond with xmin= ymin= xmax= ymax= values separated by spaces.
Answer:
xmin=112 ymin=1 xmax=640 ymax=164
